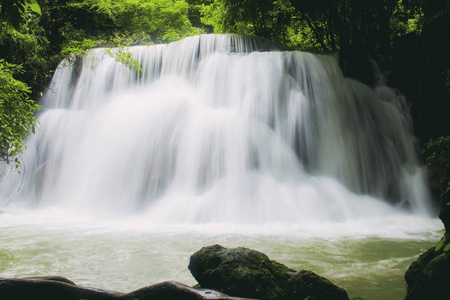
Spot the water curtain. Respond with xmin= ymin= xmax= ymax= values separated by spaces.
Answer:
xmin=0 ymin=34 xmax=431 ymax=223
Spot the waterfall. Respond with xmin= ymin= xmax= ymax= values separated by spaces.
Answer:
xmin=0 ymin=34 xmax=432 ymax=223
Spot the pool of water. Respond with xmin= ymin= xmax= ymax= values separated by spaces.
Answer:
xmin=0 ymin=208 xmax=443 ymax=300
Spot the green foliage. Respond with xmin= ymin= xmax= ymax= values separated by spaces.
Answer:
xmin=200 ymin=0 xmax=294 ymax=45
xmin=38 ymin=0 xmax=201 ymax=63
xmin=435 ymin=235 xmax=446 ymax=252
xmin=104 ymin=47 xmax=143 ymax=72
xmin=422 ymin=136 xmax=450 ymax=196
xmin=60 ymin=38 xmax=97 ymax=61
xmin=0 ymin=1 xmax=44 ymax=169
xmin=199 ymin=0 xmax=226 ymax=33
xmin=59 ymin=35 xmax=143 ymax=72
xmin=185 ymin=0 xmax=213 ymax=31
xmin=0 ymin=59 xmax=41 ymax=168
xmin=42 ymin=0 xmax=206 ymax=75
xmin=0 ymin=0 xmax=41 ymax=33
xmin=422 ymin=136 xmax=450 ymax=168
xmin=390 ymin=0 xmax=424 ymax=38
xmin=113 ymin=0 xmax=202 ymax=43
xmin=1 ymin=1 xmax=51 ymax=97
xmin=444 ymin=242 xmax=450 ymax=253
xmin=68 ymin=0 xmax=114 ymax=17
xmin=199 ymin=0 xmax=425 ymax=52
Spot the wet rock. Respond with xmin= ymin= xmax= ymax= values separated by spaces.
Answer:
xmin=404 ymin=236 xmax=450 ymax=300
xmin=124 ymin=281 xmax=253 ymax=300
xmin=0 ymin=277 xmax=121 ymax=300
xmin=404 ymin=167 xmax=450 ymax=300
xmin=0 ymin=277 xmax=251 ymax=300
xmin=286 ymin=270 xmax=349 ymax=300
xmin=23 ymin=276 xmax=77 ymax=285
xmin=189 ymin=244 xmax=349 ymax=300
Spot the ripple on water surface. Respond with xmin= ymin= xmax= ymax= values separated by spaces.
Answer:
xmin=0 ymin=209 xmax=442 ymax=300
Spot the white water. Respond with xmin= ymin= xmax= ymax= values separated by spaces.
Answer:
xmin=0 ymin=34 xmax=443 ymax=299
xmin=0 ymin=34 xmax=434 ymax=220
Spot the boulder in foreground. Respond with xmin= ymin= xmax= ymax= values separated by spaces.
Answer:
xmin=189 ymin=244 xmax=349 ymax=300
xmin=0 ymin=277 xmax=252 ymax=300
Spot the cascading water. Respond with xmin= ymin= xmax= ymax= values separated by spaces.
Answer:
xmin=0 ymin=34 xmax=432 ymax=222
xmin=0 ymin=34 xmax=443 ymax=300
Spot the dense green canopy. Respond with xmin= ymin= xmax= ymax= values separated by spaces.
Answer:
xmin=195 ymin=0 xmax=423 ymax=52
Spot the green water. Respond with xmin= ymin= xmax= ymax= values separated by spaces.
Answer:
xmin=0 ymin=211 xmax=442 ymax=300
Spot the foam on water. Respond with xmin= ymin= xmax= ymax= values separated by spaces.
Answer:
xmin=0 ymin=206 xmax=442 ymax=300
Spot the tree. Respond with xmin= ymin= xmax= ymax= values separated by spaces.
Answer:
xmin=200 ymin=0 xmax=296 ymax=47
xmin=199 ymin=0 xmax=423 ymax=52
xmin=0 ymin=0 xmax=41 ymax=32
xmin=185 ymin=0 xmax=213 ymax=32
xmin=0 ymin=1 xmax=42 ymax=168
xmin=0 ymin=60 xmax=41 ymax=168
xmin=113 ymin=0 xmax=200 ymax=43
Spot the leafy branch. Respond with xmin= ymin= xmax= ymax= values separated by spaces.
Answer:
xmin=104 ymin=46 xmax=143 ymax=72
xmin=0 ymin=59 xmax=41 ymax=170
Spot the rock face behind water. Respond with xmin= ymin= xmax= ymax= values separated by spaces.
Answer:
xmin=189 ymin=244 xmax=349 ymax=300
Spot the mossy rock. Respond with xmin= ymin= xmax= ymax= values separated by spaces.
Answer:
xmin=189 ymin=244 xmax=349 ymax=300
xmin=404 ymin=166 xmax=450 ymax=300
xmin=286 ymin=270 xmax=348 ymax=300
xmin=404 ymin=235 xmax=450 ymax=300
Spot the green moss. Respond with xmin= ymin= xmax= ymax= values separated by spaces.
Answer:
xmin=435 ymin=236 xmax=447 ymax=252
xmin=444 ymin=243 xmax=450 ymax=253
xmin=429 ymin=252 xmax=446 ymax=265
xmin=435 ymin=241 xmax=444 ymax=252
